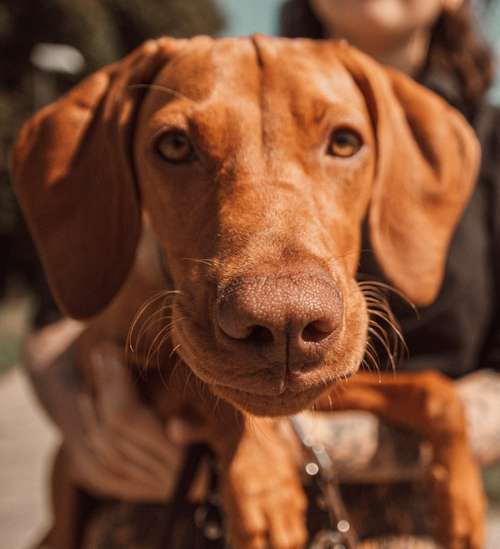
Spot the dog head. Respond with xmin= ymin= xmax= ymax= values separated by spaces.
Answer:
xmin=13 ymin=36 xmax=479 ymax=415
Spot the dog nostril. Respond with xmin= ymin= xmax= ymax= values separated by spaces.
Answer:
xmin=301 ymin=318 xmax=336 ymax=343
xmin=247 ymin=325 xmax=274 ymax=345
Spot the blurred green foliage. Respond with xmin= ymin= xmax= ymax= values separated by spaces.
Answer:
xmin=484 ymin=464 xmax=500 ymax=502
xmin=0 ymin=296 xmax=31 ymax=372
xmin=0 ymin=0 xmax=224 ymax=305
xmin=0 ymin=0 xmax=225 ymax=147
xmin=0 ymin=333 xmax=21 ymax=373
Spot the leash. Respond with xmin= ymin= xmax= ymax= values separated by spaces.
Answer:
xmin=160 ymin=434 xmax=358 ymax=549
xmin=159 ymin=443 xmax=225 ymax=549
xmin=290 ymin=416 xmax=359 ymax=549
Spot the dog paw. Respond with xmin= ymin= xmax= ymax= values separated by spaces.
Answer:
xmin=222 ymin=462 xmax=307 ymax=548
xmin=430 ymin=452 xmax=485 ymax=549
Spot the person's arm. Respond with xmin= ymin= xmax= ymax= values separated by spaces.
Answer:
xmin=295 ymin=369 xmax=500 ymax=474
xmin=24 ymin=319 xmax=197 ymax=501
xmin=24 ymin=319 xmax=85 ymax=425
xmin=457 ymin=370 xmax=500 ymax=466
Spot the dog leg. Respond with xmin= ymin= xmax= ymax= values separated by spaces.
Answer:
xmin=317 ymin=371 xmax=485 ymax=549
xmin=206 ymin=412 xmax=307 ymax=549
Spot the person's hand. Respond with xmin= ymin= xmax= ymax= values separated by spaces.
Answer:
xmin=66 ymin=344 xmax=203 ymax=502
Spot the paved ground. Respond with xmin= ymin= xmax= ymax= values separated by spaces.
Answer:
xmin=1 ymin=366 xmax=499 ymax=549
xmin=0 ymin=368 xmax=59 ymax=549
xmin=489 ymin=509 xmax=500 ymax=547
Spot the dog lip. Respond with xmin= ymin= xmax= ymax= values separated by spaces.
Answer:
xmin=213 ymin=381 xmax=331 ymax=416
xmin=213 ymin=380 xmax=287 ymax=397
xmin=215 ymin=366 xmax=357 ymax=401
xmin=215 ymin=381 xmax=324 ymax=401
xmin=213 ymin=372 xmax=337 ymax=400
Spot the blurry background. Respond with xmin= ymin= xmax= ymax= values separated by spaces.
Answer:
xmin=0 ymin=1 xmax=499 ymax=547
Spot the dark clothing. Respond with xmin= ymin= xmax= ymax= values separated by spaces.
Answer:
xmin=278 ymin=0 xmax=500 ymax=378
xmin=361 ymin=70 xmax=500 ymax=377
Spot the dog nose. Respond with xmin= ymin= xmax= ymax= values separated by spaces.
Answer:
xmin=216 ymin=273 xmax=342 ymax=367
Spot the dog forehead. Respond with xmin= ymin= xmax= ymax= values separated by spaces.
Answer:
xmin=249 ymin=36 xmax=369 ymax=119
xmin=150 ymin=36 xmax=259 ymax=103
xmin=147 ymin=36 xmax=365 ymax=111
xmin=136 ymin=36 xmax=373 ymax=168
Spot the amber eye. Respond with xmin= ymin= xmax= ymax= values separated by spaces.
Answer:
xmin=328 ymin=129 xmax=363 ymax=158
xmin=156 ymin=131 xmax=195 ymax=164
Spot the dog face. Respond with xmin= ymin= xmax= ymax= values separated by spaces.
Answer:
xmin=13 ymin=36 xmax=479 ymax=415
xmin=134 ymin=38 xmax=374 ymax=413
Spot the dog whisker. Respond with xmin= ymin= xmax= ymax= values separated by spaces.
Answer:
xmin=182 ymin=257 xmax=220 ymax=268
xmin=367 ymin=325 xmax=397 ymax=372
xmin=127 ymin=291 xmax=171 ymax=350
xmin=358 ymin=279 xmax=408 ymax=375
xmin=358 ymin=279 xmax=417 ymax=315
xmin=129 ymin=312 xmax=173 ymax=365
xmin=169 ymin=343 xmax=182 ymax=361
xmin=363 ymin=341 xmax=381 ymax=374
xmin=131 ymin=311 xmax=173 ymax=354
xmin=127 ymin=288 xmax=186 ymax=369
xmin=369 ymin=311 xmax=406 ymax=356
xmin=144 ymin=316 xmax=186 ymax=371
xmin=127 ymin=289 xmax=183 ymax=354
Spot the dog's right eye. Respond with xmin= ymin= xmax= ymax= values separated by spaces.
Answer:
xmin=328 ymin=128 xmax=363 ymax=158
xmin=156 ymin=131 xmax=195 ymax=164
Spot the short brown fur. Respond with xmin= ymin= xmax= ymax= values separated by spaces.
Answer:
xmin=13 ymin=36 xmax=483 ymax=548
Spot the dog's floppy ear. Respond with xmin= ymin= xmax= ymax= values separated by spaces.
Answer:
xmin=337 ymin=44 xmax=480 ymax=305
xmin=12 ymin=38 xmax=183 ymax=319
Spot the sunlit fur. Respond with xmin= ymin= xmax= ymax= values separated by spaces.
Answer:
xmin=127 ymin=276 xmax=409 ymax=418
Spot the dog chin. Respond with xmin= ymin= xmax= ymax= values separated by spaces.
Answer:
xmin=211 ymin=383 xmax=329 ymax=417
xmin=172 ymin=321 xmax=363 ymax=415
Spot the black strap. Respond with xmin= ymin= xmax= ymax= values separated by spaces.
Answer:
xmin=159 ymin=443 xmax=210 ymax=548
xmin=159 ymin=440 xmax=358 ymax=549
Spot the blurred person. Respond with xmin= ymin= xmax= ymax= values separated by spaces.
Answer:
xmin=25 ymin=321 xmax=203 ymax=506
xmin=0 ymin=0 xmax=223 ymax=484
xmin=281 ymin=0 xmax=500 ymax=403
xmin=282 ymin=0 xmax=492 ymax=117
xmin=280 ymin=0 xmax=500 ymax=540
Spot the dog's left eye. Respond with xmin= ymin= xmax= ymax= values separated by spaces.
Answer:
xmin=328 ymin=129 xmax=363 ymax=158
xmin=156 ymin=131 xmax=195 ymax=164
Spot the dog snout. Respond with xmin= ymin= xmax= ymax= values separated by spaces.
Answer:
xmin=216 ymin=273 xmax=343 ymax=368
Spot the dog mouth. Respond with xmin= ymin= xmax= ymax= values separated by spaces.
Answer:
xmin=169 ymin=299 xmax=365 ymax=414
xmin=213 ymin=363 xmax=353 ymax=394
xmin=211 ymin=365 xmax=358 ymax=416
xmin=174 ymin=329 xmax=344 ymax=411
xmin=212 ymin=381 xmax=329 ymax=416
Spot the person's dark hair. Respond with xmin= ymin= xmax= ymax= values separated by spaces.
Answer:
xmin=279 ymin=0 xmax=495 ymax=115
xmin=427 ymin=3 xmax=494 ymax=114
xmin=280 ymin=0 xmax=325 ymax=40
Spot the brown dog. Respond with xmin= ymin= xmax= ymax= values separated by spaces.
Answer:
xmin=13 ymin=35 xmax=484 ymax=548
